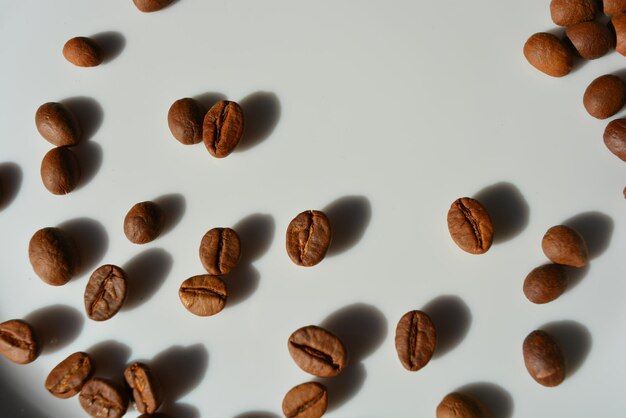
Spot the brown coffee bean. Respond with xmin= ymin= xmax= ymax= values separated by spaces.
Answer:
xmin=286 ymin=210 xmax=332 ymax=266
xmin=565 ymin=21 xmax=614 ymax=59
xmin=28 ymin=227 xmax=79 ymax=286
xmin=288 ymin=325 xmax=347 ymax=377
xmin=523 ymin=33 xmax=573 ymax=77
xmin=168 ymin=98 xmax=204 ymax=145
xmin=603 ymin=118 xmax=626 ymax=161
xmin=436 ymin=392 xmax=492 ymax=418
xmin=523 ymin=264 xmax=568 ymax=304
xmin=40 ymin=147 xmax=81 ymax=195
xmin=523 ymin=330 xmax=566 ymax=387
xmin=133 ymin=0 xmax=173 ymax=12
xmin=84 ymin=265 xmax=128 ymax=321
xmin=35 ymin=102 xmax=81 ymax=147
xmin=79 ymin=377 xmax=129 ymax=418
xmin=45 ymin=352 xmax=94 ymax=398
xmin=203 ymin=100 xmax=245 ymax=158
xmin=124 ymin=362 xmax=162 ymax=414
xmin=612 ymin=13 xmax=626 ymax=55
xmin=550 ymin=0 xmax=596 ymax=26
xmin=199 ymin=227 xmax=241 ymax=275
xmin=282 ymin=382 xmax=328 ymax=418
xmin=179 ymin=275 xmax=227 ymax=316
xmin=542 ymin=225 xmax=588 ymax=267
xmin=394 ymin=310 xmax=436 ymax=372
xmin=447 ymin=197 xmax=493 ymax=255
xmin=124 ymin=201 xmax=165 ymax=244
xmin=583 ymin=74 xmax=626 ymax=119
xmin=63 ymin=37 xmax=103 ymax=67
xmin=604 ymin=0 xmax=626 ymax=15
xmin=0 ymin=319 xmax=40 ymax=364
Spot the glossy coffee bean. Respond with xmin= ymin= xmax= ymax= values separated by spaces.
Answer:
xmin=63 ymin=37 xmax=103 ymax=67
xmin=124 ymin=201 xmax=165 ymax=244
xmin=286 ymin=210 xmax=332 ymax=266
xmin=604 ymin=0 xmax=626 ymax=15
xmin=282 ymin=382 xmax=328 ymax=418
xmin=28 ymin=227 xmax=79 ymax=286
xmin=79 ymin=378 xmax=129 ymax=418
xmin=523 ymin=264 xmax=568 ymax=304
xmin=45 ymin=352 xmax=94 ymax=398
xmin=288 ymin=325 xmax=347 ymax=377
xmin=124 ymin=362 xmax=162 ymax=414
xmin=133 ymin=0 xmax=173 ymax=12
xmin=0 ymin=319 xmax=40 ymax=364
xmin=394 ymin=310 xmax=437 ymax=372
xmin=447 ymin=197 xmax=493 ymax=254
xmin=542 ymin=225 xmax=588 ymax=267
xmin=179 ymin=275 xmax=227 ymax=316
xmin=524 ymin=33 xmax=573 ymax=77
xmin=199 ymin=227 xmax=241 ymax=275
xmin=168 ymin=98 xmax=204 ymax=145
xmin=603 ymin=118 xmax=626 ymax=161
xmin=203 ymin=100 xmax=245 ymax=158
xmin=436 ymin=392 xmax=492 ymax=418
xmin=523 ymin=330 xmax=566 ymax=387
xmin=550 ymin=0 xmax=596 ymax=26
xmin=565 ymin=21 xmax=614 ymax=59
xmin=84 ymin=265 xmax=128 ymax=321
xmin=40 ymin=147 xmax=81 ymax=195
xmin=35 ymin=102 xmax=81 ymax=147
xmin=583 ymin=74 xmax=626 ymax=119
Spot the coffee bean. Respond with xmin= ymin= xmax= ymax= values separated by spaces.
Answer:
xmin=565 ymin=21 xmax=614 ymax=60
xmin=282 ymin=382 xmax=328 ymax=418
xmin=583 ymin=74 xmax=626 ymax=119
xmin=436 ymin=392 xmax=491 ymax=418
xmin=84 ymin=265 xmax=128 ymax=321
xmin=124 ymin=201 xmax=165 ymax=244
xmin=199 ymin=227 xmax=241 ymax=275
xmin=63 ymin=37 xmax=103 ymax=67
xmin=79 ymin=377 xmax=129 ymax=418
xmin=523 ymin=330 xmax=566 ymax=387
xmin=45 ymin=352 xmax=94 ymax=398
xmin=288 ymin=325 xmax=347 ymax=377
xmin=168 ymin=98 xmax=204 ymax=145
xmin=604 ymin=0 xmax=626 ymax=15
xmin=612 ymin=13 xmax=626 ymax=55
xmin=179 ymin=275 xmax=227 ymax=316
xmin=133 ymin=0 xmax=173 ymax=12
xmin=0 ymin=319 xmax=40 ymax=364
xmin=286 ymin=210 xmax=332 ymax=266
xmin=203 ymin=100 xmax=245 ymax=158
xmin=550 ymin=0 xmax=596 ymax=27
xmin=28 ymin=227 xmax=79 ymax=286
xmin=523 ymin=264 xmax=568 ymax=304
xmin=35 ymin=102 xmax=81 ymax=147
xmin=124 ymin=362 xmax=162 ymax=414
xmin=40 ymin=147 xmax=81 ymax=195
xmin=524 ymin=33 xmax=573 ymax=77
xmin=542 ymin=225 xmax=588 ymax=267
xmin=603 ymin=118 xmax=626 ymax=161
xmin=394 ymin=310 xmax=436 ymax=372
xmin=447 ymin=197 xmax=494 ymax=255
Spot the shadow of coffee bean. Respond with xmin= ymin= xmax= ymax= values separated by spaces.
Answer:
xmin=0 ymin=162 xmax=22 ymax=211
xmin=60 ymin=97 xmax=103 ymax=142
xmin=473 ymin=182 xmax=529 ymax=244
xmin=233 ymin=412 xmax=280 ymax=418
xmin=151 ymin=344 xmax=209 ymax=402
xmin=57 ymin=217 xmax=108 ymax=277
xmin=74 ymin=141 xmax=103 ymax=191
xmin=122 ymin=248 xmax=173 ymax=310
xmin=154 ymin=193 xmax=186 ymax=237
xmin=563 ymin=211 xmax=614 ymax=259
xmin=90 ymin=31 xmax=126 ymax=63
xmin=227 ymin=264 xmax=260 ymax=306
xmin=25 ymin=305 xmax=84 ymax=354
xmin=193 ymin=92 xmax=227 ymax=111
xmin=564 ymin=263 xmax=590 ymax=291
xmin=323 ymin=195 xmax=372 ymax=256
xmin=457 ymin=382 xmax=515 ymax=418
xmin=0 ymin=376 xmax=50 ymax=418
xmin=541 ymin=320 xmax=592 ymax=378
xmin=158 ymin=404 xmax=200 ymax=418
xmin=87 ymin=340 xmax=132 ymax=381
xmin=317 ymin=363 xmax=366 ymax=411
xmin=422 ymin=295 xmax=472 ymax=358
xmin=238 ymin=91 xmax=281 ymax=152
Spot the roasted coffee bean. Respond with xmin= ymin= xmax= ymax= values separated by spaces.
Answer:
xmin=394 ymin=310 xmax=437 ymax=372
xmin=436 ymin=392 xmax=492 ymax=418
xmin=168 ymin=98 xmax=204 ymax=145
xmin=542 ymin=225 xmax=588 ymax=267
xmin=612 ymin=13 xmax=626 ymax=55
xmin=124 ymin=201 xmax=165 ymax=244
xmin=133 ymin=0 xmax=173 ymax=12
xmin=199 ymin=227 xmax=241 ymax=275
xmin=550 ymin=0 xmax=596 ymax=26
xmin=0 ymin=319 xmax=39 ymax=364
xmin=203 ymin=100 xmax=245 ymax=158
xmin=524 ymin=33 xmax=573 ymax=77
xmin=282 ymin=382 xmax=328 ymax=418
xmin=523 ymin=330 xmax=566 ymax=387
xmin=447 ymin=197 xmax=493 ymax=255
xmin=124 ymin=362 xmax=162 ymax=414
xmin=603 ymin=118 xmax=626 ymax=161
xmin=63 ymin=37 xmax=103 ymax=67
xmin=40 ymin=147 xmax=81 ymax=195
xmin=565 ymin=21 xmax=614 ymax=59
xmin=28 ymin=227 xmax=79 ymax=286
xmin=79 ymin=377 xmax=129 ymax=418
xmin=84 ymin=265 xmax=128 ymax=321
xmin=288 ymin=325 xmax=347 ymax=377
xmin=523 ymin=264 xmax=568 ymax=304
xmin=286 ymin=210 xmax=332 ymax=266
xmin=35 ymin=102 xmax=81 ymax=147
xmin=604 ymin=0 xmax=626 ymax=15
xmin=45 ymin=352 xmax=94 ymax=398
xmin=179 ymin=275 xmax=227 ymax=316
xmin=583 ymin=74 xmax=626 ymax=119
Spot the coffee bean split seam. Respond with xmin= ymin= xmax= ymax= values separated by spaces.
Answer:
xmin=179 ymin=285 xmax=227 ymax=300
xmin=0 ymin=330 xmax=32 ymax=350
xmin=289 ymin=341 xmax=342 ymax=370
xmin=455 ymin=199 xmax=483 ymax=249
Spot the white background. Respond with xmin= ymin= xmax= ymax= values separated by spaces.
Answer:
xmin=1 ymin=1 xmax=625 ymax=417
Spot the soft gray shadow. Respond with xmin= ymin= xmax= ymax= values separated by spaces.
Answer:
xmin=237 ymin=92 xmax=281 ymax=152
xmin=74 ymin=141 xmax=103 ymax=190
xmin=228 ymin=214 xmax=275 ymax=306
xmin=0 ymin=376 xmax=51 ymax=418
xmin=154 ymin=193 xmax=186 ymax=236
xmin=25 ymin=305 xmax=83 ymax=354
xmin=159 ymin=404 xmax=199 ymax=418
xmin=233 ymin=412 xmax=280 ymax=418
xmin=422 ymin=295 xmax=472 ymax=358
xmin=323 ymin=195 xmax=372 ymax=256
xmin=193 ymin=92 xmax=226 ymax=111
xmin=122 ymin=248 xmax=173 ymax=310
xmin=87 ymin=340 xmax=132 ymax=382
xmin=474 ymin=182 xmax=529 ymax=244
xmin=91 ymin=31 xmax=126 ymax=63
xmin=0 ymin=162 xmax=22 ymax=211
xmin=541 ymin=320 xmax=592 ymax=378
xmin=58 ymin=217 xmax=108 ymax=277
xmin=457 ymin=382 xmax=514 ymax=418
xmin=61 ymin=97 xmax=103 ymax=141
xmin=564 ymin=211 xmax=614 ymax=259
xmin=317 ymin=363 xmax=366 ymax=411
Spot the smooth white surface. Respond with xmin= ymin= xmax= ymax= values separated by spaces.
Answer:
xmin=1 ymin=1 xmax=625 ymax=417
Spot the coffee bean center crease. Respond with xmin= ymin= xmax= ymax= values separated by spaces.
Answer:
xmin=289 ymin=341 xmax=341 ymax=370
